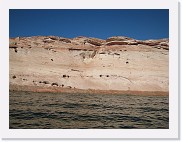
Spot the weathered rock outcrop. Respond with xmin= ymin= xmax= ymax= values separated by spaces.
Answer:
xmin=106 ymin=41 xmax=129 ymax=46
xmin=106 ymin=36 xmax=134 ymax=42
xmin=59 ymin=37 xmax=71 ymax=43
xmin=9 ymin=35 xmax=169 ymax=95
xmin=104 ymin=36 xmax=168 ymax=48
xmin=85 ymin=38 xmax=104 ymax=46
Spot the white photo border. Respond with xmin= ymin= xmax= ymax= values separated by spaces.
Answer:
xmin=0 ymin=0 xmax=179 ymax=139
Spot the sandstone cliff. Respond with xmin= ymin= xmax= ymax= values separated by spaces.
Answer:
xmin=9 ymin=36 xmax=169 ymax=95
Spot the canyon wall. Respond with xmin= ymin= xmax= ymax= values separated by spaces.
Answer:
xmin=9 ymin=36 xmax=169 ymax=94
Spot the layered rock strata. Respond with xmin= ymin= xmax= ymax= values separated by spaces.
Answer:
xmin=9 ymin=36 xmax=169 ymax=95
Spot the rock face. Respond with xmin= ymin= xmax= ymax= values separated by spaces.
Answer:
xmin=106 ymin=36 xmax=134 ymax=42
xmin=9 ymin=36 xmax=169 ymax=94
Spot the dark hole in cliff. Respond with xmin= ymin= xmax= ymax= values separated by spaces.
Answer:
xmin=51 ymin=59 xmax=53 ymax=61
xmin=62 ymin=84 xmax=64 ymax=87
xmin=67 ymin=75 xmax=70 ymax=78
xmin=100 ymin=75 xmax=102 ymax=77
xmin=63 ymin=75 xmax=66 ymax=78
xmin=15 ymin=49 xmax=18 ymax=53
xmin=51 ymin=83 xmax=58 ymax=86
xmin=43 ymin=81 xmax=49 ymax=84
xmin=114 ymin=53 xmax=120 ymax=56
xmin=106 ymin=75 xmax=109 ymax=77
xmin=124 ymin=50 xmax=127 ymax=51
xmin=126 ymin=61 xmax=129 ymax=64
xmin=12 ymin=75 xmax=16 ymax=79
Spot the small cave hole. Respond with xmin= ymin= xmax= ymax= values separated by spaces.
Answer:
xmin=12 ymin=75 xmax=16 ymax=79
xmin=42 ymin=81 xmax=49 ymax=84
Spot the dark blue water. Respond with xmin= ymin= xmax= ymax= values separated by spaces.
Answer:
xmin=9 ymin=91 xmax=169 ymax=129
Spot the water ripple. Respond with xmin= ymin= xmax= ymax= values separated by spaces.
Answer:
xmin=9 ymin=91 xmax=169 ymax=129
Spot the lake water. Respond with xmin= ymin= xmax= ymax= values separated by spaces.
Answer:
xmin=9 ymin=91 xmax=169 ymax=129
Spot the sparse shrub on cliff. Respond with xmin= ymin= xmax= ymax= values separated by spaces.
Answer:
xmin=10 ymin=41 xmax=17 ymax=45
xmin=9 ymin=41 xmax=17 ymax=48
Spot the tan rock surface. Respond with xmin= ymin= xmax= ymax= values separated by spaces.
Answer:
xmin=9 ymin=36 xmax=169 ymax=95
